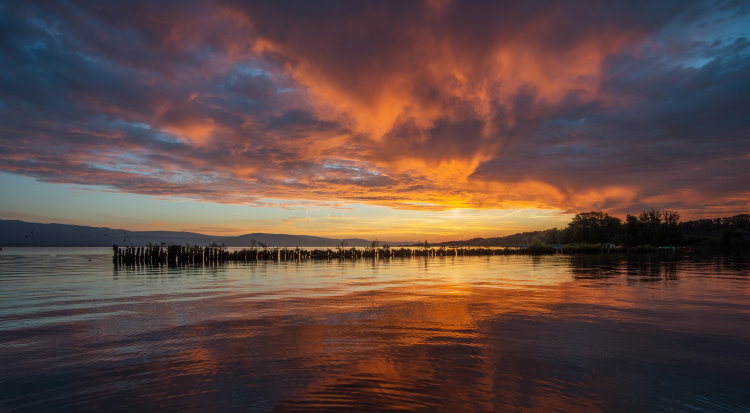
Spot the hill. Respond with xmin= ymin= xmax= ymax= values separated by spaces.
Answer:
xmin=0 ymin=220 xmax=375 ymax=247
xmin=430 ymin=230 xmax=550 ymax=247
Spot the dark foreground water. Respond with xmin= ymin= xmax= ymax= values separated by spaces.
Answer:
xmin=1 ymin=248 xmax=749 ymax=412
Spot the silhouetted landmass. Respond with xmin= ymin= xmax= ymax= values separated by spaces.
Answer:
xmin=432 ymin=211 xmax=750 ymax=251
xmin=0 ymin=220 xmax=375 ymax=247
xmin=3 ymin=212 xmax=749 ymax=251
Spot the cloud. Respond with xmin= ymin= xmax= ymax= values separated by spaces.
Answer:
xmin=0 ymin=0 xmax=748 ymax=218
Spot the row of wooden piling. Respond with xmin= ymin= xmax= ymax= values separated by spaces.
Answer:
xmin=112 ymin=244 xmax=539 ymax=266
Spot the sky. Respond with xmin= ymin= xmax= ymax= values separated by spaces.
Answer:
xmin=0 ymin=1 xmax=749 ymax=241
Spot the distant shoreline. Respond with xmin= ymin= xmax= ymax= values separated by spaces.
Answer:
xmin=2 ymin=211 xmax=749 ymax=252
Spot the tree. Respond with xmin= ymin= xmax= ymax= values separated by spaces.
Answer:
xmin=567 ymin=211 xmax=622 ymax=244
xmin=624 ymin=214 xmax=641 ymax=246
xmin=638 ymin=209 xmax=662 ymax=245
xmin=662 ymin=210 xmax=681 ymax=245
xmin=545 ymin=228 xmax=562 ymax=245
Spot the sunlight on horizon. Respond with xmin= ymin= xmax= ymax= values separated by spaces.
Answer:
xmin=0 ymin=173 xmax=571 ymax=241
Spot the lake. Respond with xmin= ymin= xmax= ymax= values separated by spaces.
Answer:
xmin=1 ymin=248 xmax=749 ymax=412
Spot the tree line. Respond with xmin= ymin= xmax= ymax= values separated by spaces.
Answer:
xmin=549 ymin=209 xmax=682 ymax=247
xmin=434 ymin=211 xmax=750 ymax=250
xmin=540 ymin=210 xmax=750 ymax=249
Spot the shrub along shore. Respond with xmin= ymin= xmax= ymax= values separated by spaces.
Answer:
xmin=431 ymin=210 xmax=750 ymax=252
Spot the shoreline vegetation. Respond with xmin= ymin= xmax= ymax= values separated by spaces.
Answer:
xmin=112 ymin=209 xmax=749 ymax=266
xmin=428 ymin=210 xmax=750 ymax=252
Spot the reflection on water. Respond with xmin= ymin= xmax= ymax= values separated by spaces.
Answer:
xmin=1 ymin=248 xmax=749 ymax=412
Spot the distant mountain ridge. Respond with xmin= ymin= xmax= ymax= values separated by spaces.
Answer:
xmin=0 ymin=220 xmax=378 ymax=247
xmin=429 ymin=230 xmax=547 ymax=247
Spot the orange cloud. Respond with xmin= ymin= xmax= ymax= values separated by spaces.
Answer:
xmin=1 ymin=0 xmax=748 ymax=224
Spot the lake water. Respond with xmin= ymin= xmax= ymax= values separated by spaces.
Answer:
xmin=1 ymin=248 xmax=749 ymax=412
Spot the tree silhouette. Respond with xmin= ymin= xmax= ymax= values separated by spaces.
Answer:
xmin=567 ymin=211 xmax=621 ymax=244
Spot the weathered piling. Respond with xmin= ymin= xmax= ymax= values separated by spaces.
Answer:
xmin=112 ymin=244 xmax=554 ymax=267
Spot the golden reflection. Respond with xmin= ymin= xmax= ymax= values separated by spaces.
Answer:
xmin=98 ymin=256 xmax=750 ymax=411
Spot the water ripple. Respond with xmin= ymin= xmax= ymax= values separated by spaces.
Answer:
xmin=1 ymin=248 xmax=749 ymax=411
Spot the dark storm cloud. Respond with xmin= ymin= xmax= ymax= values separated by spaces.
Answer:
xmin=472 ymin=29 xmax=750 ymax=213
xmin=0 ymin=0 xmax=748 ymax=215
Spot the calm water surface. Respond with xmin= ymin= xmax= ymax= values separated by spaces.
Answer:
xmin=1 ymin=248 xmax=749 ymax=412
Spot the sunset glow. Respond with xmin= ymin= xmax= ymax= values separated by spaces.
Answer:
xmin=1 ymin=1 xmax=748 ymax=240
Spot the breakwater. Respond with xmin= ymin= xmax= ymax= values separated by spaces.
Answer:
xmin=112 ymin=244 xmax=533 ymax=266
